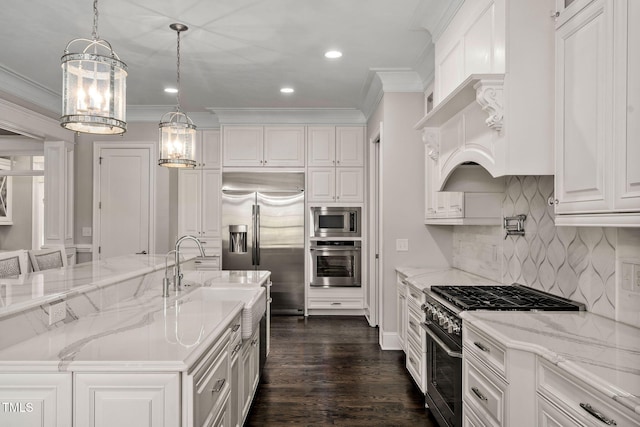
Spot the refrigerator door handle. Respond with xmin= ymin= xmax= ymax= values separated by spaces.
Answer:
xmin=255 ymin=204 xmax=261 ymax=265
xmin=252 ymin=204 xmax=257 ymax=266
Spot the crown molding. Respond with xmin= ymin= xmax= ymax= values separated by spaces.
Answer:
xmin=126 ymin=106 xmax=221 ymax=128
xmin=0 ymin=98 xmax=71 ymax=142
xmin=360 ymin=69 xmax=424 ymax=120
xmin=0 ymin=65 xmax=60 ymax=116
xmin=208 ymin=108 xmax=366 ymax=125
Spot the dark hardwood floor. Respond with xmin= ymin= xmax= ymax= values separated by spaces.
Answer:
xmin=245 ymin=316 xmax=438 ymax=426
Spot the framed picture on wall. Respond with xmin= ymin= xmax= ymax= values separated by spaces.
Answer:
xmin=0 ymin=158 xmax=13 ymax=225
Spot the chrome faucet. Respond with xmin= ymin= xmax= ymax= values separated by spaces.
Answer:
xmin=162 ymin=250 xmax=177 ymax=298
xmin=174 ymin=235 xmax=206 ymax=292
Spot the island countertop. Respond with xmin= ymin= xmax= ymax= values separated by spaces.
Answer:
xmin=461 ymin=310 xmax=640 ymax=415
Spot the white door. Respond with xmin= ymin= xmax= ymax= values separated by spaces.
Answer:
xmin=95 ymin=146 xmax=152 ymax=259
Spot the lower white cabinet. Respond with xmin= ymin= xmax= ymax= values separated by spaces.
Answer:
xmin=240 ymin=328 xmax=260 ymax=422
xmin=0 ymin=373 xmax=72 ymax=427
xmin=396 ymin=273 xmax=407 ymax=351
xmin=74 ymin=372 xmax=180 ymax=427
xmin=536 ymin=357 xmax=640 ymax=427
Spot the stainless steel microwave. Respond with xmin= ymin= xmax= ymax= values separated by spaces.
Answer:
xmin=312 ymin=207 xmax=361 ymax=238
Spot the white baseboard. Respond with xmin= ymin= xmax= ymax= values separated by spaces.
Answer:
xmin=379 ymin=329 xmax=401 ymax=350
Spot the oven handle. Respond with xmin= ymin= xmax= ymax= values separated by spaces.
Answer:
xmin=421 ymin=322 xmax=462 ymax=359
xmin=309 ymin=247 xmax=361 ymax=252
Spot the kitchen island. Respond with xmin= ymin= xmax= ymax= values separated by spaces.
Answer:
xmin=0 ymin=254 xmax=270 ymax=426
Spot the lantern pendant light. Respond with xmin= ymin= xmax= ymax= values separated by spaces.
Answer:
xmin=158 ymin=23 xmax=197 ymax=168
xmin=60 ymin=0 xmax=127 ymax=134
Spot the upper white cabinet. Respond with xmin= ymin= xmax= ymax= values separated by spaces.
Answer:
xmin=178 ymin=169 xmax=221 ymax=239
xmin=416 ymin=0 xmax=555 ymax=189
xmin=223 ymin=126 xmax=305 ymax=167
xmin=307 ymin=126 xmax=364 ymax=203
xmin=554 ymin=0 xmax=640 ymax=226
xmin=308 ymin=126 xmax=365 ymax=167
xmin=195 ymin=129 xmax=221 ymax=169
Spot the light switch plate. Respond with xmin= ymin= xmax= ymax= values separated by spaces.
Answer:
xmin=396 ymin=239 xmax=409 ymax=252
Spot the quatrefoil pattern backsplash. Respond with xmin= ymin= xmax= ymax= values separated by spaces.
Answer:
xmin=453 ymin=175 xmax=631 ymax=322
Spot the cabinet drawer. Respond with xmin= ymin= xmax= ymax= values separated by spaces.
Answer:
xmin=191 ymin=331 xmax=230 ymax=427
xmin=406 ymin=306 xmax=426 ymax=351
xmin=537 ymin=395 xmax=584 ymax=427
xmin=537 ymin=358 xmax=640 ymax=427
xmin=406 ymin=336 xmax=426 ymax=393
xmin=406 ymin=285 xmax=425 ymax=308
xmin=463 ymin=353 xmax=507 ymax=426
xmin=464 ymin=402 xmax=493 ymax=427
xmin=463 ymin=324 xmax=507 ymax=379
xmin=307 ymin=298 xmax=363 ymax=309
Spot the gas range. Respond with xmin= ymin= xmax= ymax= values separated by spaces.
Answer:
xmin=421 ymin=284 xmax=584 ymax=427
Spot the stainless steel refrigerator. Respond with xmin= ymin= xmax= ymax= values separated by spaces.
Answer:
xmin=221 ymin=172 xmax=305 ymax=315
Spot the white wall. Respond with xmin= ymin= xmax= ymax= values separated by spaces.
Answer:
xmin=368 ymin=92 xmax=452 ymax=346
xmin=74 ymin=123 xmax=176 ymax=255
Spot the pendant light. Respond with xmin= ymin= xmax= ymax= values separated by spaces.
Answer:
xmin=60 ymin=0 xmax=127 ymax=134
xmin=158 ymin=24 xmax=197 ymax=168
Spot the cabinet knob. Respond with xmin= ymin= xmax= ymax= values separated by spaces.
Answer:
xmin=264 ymin=160 xmax=267 ymax=164
xmin=547 ymin=197 xmax=559 ymax=206
xmin=336 ymin=160 xmax=340 ymax=165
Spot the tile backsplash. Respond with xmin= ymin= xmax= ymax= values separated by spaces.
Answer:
xmin=453 ymin=175 xmax=640 ymax=327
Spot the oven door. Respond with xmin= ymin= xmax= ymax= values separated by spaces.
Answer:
xmin=422 ymin=321 xmax=463 ymax=427
xmin=309 ymin=245 xmax=361 ymax=287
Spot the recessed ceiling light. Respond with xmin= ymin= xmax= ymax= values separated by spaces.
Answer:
xmin=280 ymin=87 xmax=294 ymax=94
xmin=324 ymin=50 xmax=343 ymax=59
xmin=164 ymin=87 xmax=178 ymax=94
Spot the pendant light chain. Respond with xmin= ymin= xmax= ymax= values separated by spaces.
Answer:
xmin=92 ymin=0 xmax=99 ymax=41
xmin=176 ymin=28 xmax=182 ymax=110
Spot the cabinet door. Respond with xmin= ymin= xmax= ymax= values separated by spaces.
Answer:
xmin=263 ymin=126 xmax=305 ymax=167
xmin=178 ymin=169 xmax=202 ymax=237
xmin=0 ymin=373 xmax=71 ymax=427
xmin=201 ymin=170 xmax=221 ymax=238
xmin=307 ymin=168 xmax=335 ymax=202
xmin=200 ymin=129 xmax=221 ymax=169
xmin=74 ymin=372 xmax=180 ymax=427
xmin=336 ymin=167 xmax=364 ymax=203
xmin=336 ymin=126 xmax=364 ymax=167
xmin=555 ymin=0 xmax=613 ymax=213
xmin=307 ymin=126 xmax=336 ymax=166
xmin=223 ymin=127 xmax=264 ymax=167
xmin=614 ymin=0 xmax=640 ymax=210
xmin=240 ymin=332 xmax=260 ymax=422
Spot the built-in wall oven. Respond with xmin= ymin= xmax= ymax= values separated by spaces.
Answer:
xmin=421 ymin=285 xmax=585 ymax=427
xmin=309 ymin=241 xmax=361 ymax=287
xmin=312 ymin=207 xmax=360 ymax=238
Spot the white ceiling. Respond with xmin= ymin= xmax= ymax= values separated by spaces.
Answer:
xmin=0 ymin=0 xmax=460 ymax=120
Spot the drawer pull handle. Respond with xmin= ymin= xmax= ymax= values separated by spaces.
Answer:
xmin=408 ymin=356 xmax=417 ymax=366
xmin=231 ymin=343 xmax=242 ymax=356
xmin=579 ymin=403 xmax=617 ymax=425
xmin=211 ymin=378 xmax=226 ymax=394
xmin=409 ymin=321 xmax=417 ymax=328
xmin=331 ymin=302 xmax=342 ymax=306
xmin=232 ymin=324 xmax=241 ymax=332
xmin=251 ymin=339 xmax=258 ymax=346
xmin=474 ymin=342 xmax=490 ymax=353
xmin=471 ymin=386 xmax=488 ymax=402
xmin=410 ymin=293 xmax=418 ymax=299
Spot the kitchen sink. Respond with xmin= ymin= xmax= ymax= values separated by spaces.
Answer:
xmin=186 ymin=287 xmax=266 ymax=339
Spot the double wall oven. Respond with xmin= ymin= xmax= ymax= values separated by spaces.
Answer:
xmin=421 ymin=284 xmax=585 ymax=427
xmin=310 ymin=207 xmax=361 ymax=288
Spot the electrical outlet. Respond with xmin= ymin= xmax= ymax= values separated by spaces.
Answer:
xmin=621 ymin=262 xmax=633 ymax=291
xmin=48 ymin=301 xmax=66 ymax=325
xmin=396 ymin=239 xmax=409 ymax=252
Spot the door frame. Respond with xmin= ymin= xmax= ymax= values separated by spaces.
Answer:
xmin=92 ymin=141 xmax=156 ymax=260
xmin=367 ymin=122 xmax=383 ymax=328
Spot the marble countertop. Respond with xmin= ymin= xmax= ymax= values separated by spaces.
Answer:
xmin=461 ymin=310 xmax=640 ymax=415
xmin=395 ymin=266 xmax=449 ymax=278
xmin=400 ymin=268 xmax=500 ymax=294
xmin=0 ymin=254 xmax=189 ymax=319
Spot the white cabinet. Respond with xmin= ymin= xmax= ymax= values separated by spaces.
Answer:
xmin=307 ymin=167 xmax=364 ymax=203
xmin=240 ymin=328 xmax=260 ymax=422
xmin=405 ymin=285 xmax=427 ymax=393
xmin=223 ymin=126 xmax=305 ymax=167
xmin=0 ymin=373 xmax=72 ymax=427
xmin=178 ymin=169 xmax=221 ymax=239
xmin=307 ymin=286 xmax=364 ymax=314
xmin=396 ymin=273 xmax=407 ymax=351
xmin=536 ymin=357 xmax=640 ymax=427
xmin=229 ymin=315 xmax=243 ymax=427
xmin=74 ymin=372 xmax=180 ymax=427
xmin=554 ymin=0 xmax=640 ymax=226
xmin=44 ymin=140 xmax=74 ymax=250
xmin=195 ymin=129 xmax=221 ymax=169
xmin=307 ymin=126 xmax=364 ymax=167
xmin=307 ymin=126 xmax=364 ymax=203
